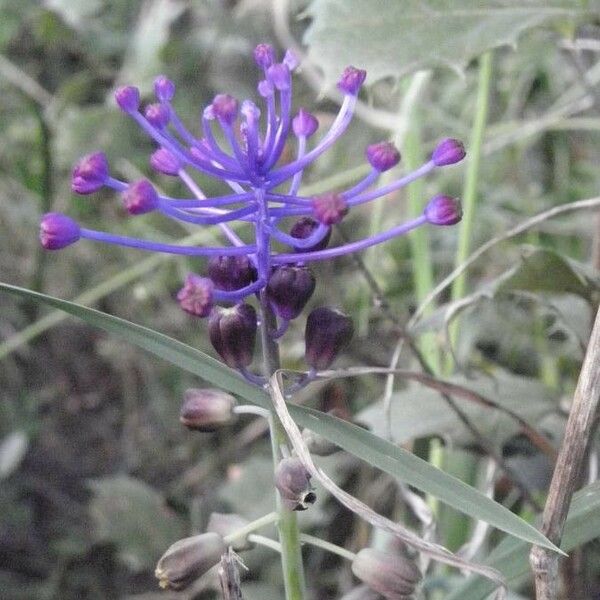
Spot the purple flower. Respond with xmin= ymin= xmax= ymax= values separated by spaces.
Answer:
xmin=41 ymin=43 xmax=465 ymax=379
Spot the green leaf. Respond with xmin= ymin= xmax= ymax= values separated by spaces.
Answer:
xmin=304 ymin=0 xmax=599 ymax=85
xmin=0 ymin=282 xmax=560 ymax=552
xmin=446 ymin=481 xmax=600 ymax=600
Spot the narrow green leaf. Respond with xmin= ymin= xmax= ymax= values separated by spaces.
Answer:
xmin=0 ymin=282 xmax=559 ymax=553
xmin=446 ymin=481 xmax=600 ymax=600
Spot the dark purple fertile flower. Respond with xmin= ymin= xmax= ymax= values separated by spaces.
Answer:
xmin=424 ymin=195 xmax=463 ymax=226
xmin=431 ymin=138 xmax=466 ymax=166
xmin=275 ymin=457 xmax=316 ymax=511
xmin=71 ymin=152 xmax=109 ymax=194
xmin=177 ymin=274 xmax=214 ymax=317
xmin=289 ymin=217 xmax=331 ymax=252
xmin=305 ymin=307 xmax=354 ymax=370
xmin=366 ymin=141 xmax=401 ymax=172
xmin=40 ymin=213 xmax=80 ymax=249
xmin=122 ymin=179 xmax=159 ymax=215
xmin=267 ymin=266 xmax=316 ymax=320
xmin=180 ymin=388 xmax=237 ymax=431
xmin=208 ymin=304 xmax=257 ymax=368
xmin=207 ymin=255 xmax=257 ymax=291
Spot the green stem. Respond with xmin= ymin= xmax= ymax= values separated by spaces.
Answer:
xmin=223 ymin=511 xmax=279 ymax=545
xmin=259 ymin=290 xmax=305 ymax=600
xmin=447 ymin=52 xmax=493 ymax=371
xmin=299 ymin=534 xmax=356 ymax=562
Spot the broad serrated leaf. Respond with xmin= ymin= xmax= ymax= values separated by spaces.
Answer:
xmin=0 ymin=282 xmax=560 ymax=552
xmin=304 ymin=0 xmax=599 ymax=84
xmin=446 ymin=481 xmax=600 ymax=600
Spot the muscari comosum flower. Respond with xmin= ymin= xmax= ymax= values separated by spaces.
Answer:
xmin=40 ymin=44 xmax=465 ymax=384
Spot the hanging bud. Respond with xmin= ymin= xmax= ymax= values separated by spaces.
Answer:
xmin=431 ymin=138 xmax=466 ymax=166
xmin=155 ymin=532 xmax=226 ymax=591
xmin=145 ymin=103 xmax=170 ymax=129
xmin=150 ymin=148 xmax=181 ymax=175
xmin=115 ymin=85 xmax=140 ymax=113
xmin=177 ymin=274 xmax=214 ymax=317
xmin=366 ymin=142 xmax=401 ymax=172
xmin=289 ymin=217 xmax=331 ymax=252
xmin=423 ymin=195 xmax=462 ymax=226
xmin=208 ymin=255 xmax=257 ymax=292
xmin=293 ymin=109 xmax=319 ymax=138
xmin=305 ymin=307 xmax=354 ymax=370
xmin=351 ymin=548 xmax=422 ymax=600
xmin=275 ymin=457 xmax=316 ymax=511
xmin=71 ymin=152 xmax=109 ymax=194
xmin=206 ymin=513 xmax=254 ymax=551
xmin=337 ymin=66 xmax=367 ymax=95
xmin=122 ymin=179 xmax=159 ymax=215
xmin=154 ymin=75 xmax=176 ymax=102
xmin=312 ymin=192 xmax=348 ymax=225
xmin=180 ymin=388 xmax=237 ymax=431
xmin=208 ymin=304 xmax=257 ymax=368
xmin=267 ymin=265 xmax=316 ymax=320
xmin=40 ymin=213 xmax=81 ymax=250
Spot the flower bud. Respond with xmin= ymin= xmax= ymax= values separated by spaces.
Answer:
xmin=71 ymin=152 xmax=109 ymax=194
xmin=150 ymin=148 xmax=181 ymax=175
xmin=40 ymin=213 xmax=81 ymax=250
xmin=206 ymin=513 xmax=254 ymax=551
xmin=208 ymin=304 xmax=257 ymax=368
xmin=208 ymin=255 xmax=257 ymax=292
xmin=115 ymin=85 xmax=140 ymax=113
xmin=257 ymin=79 xmax=274 ymax=98
xmin=293 ymin=109 xmax=319 ymax=138
xmin=283 ymin=49 xmax=300 ymax=71
xmin=154 ymin=75 xmax=175 ymax=102
xmin=267 ymin=63 xmax=291 ymax=91
xmin=145 ymin=103 xmax=170 ymax=128
xmin=431 ymin=138 xmax=466 ymax=166
xmin=305 ymin=307 xmax=354 ymax=370
xmin=254 ymin=43 xmax=276 ymax=68
xmin=351 ymin=548 xmax=421 ymax=599
xmin=289 ymin=217 xmax=331 ymax=252
xmin=312 ymin=192 xmax=348 ymax=225
xmin=267 ymin=265 xmax=316 ymax=320
xmin=302 ymin=428 xmax=339 ymax=457
xmin=424 ymin=195 xmax=462 ymax=226
xmin=211 ymin=94 xmax=238 ymax=124
xmin=366 ymin=142 xmax=401 ymax=172
xmin=122 ymin=179 xmax=159 ymax=215
xmin=155 ymin=532 xmax=226 ymax=591
xmin=337 ymin=66 xmax=367 ymax=95
xmin=180 ymin=388 xmax=237 ymax=431
xmin=177 ymin=274 xmax=214 ymax=317
xmin=275 ymin=457 xmax=316 ymax=511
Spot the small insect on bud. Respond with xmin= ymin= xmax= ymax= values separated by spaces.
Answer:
xmin=424 ymin=195 xmax=463 ymax=226
xmin=154 ymin=75 xmax=176 ymax=102
xmin=292 ymin=109 xmax=319 ymax=138
xmin=312 ymin=192 xmax=348 ymax=225
xmin=275 ymin=457 xmax=316 ymax=511
xmin=267 ymin=265 xmax=316 ymax=320
xmin=177 ymin=274 xmax=214 ymax=317
xmin=337 ymin=66 xmax=367 ymax=95
xmin=366 ymin=141 xmax=401 ymax=172
xmin=150 ymin=148 xmax=181 ymax=175
xmin=115 ymin=85 xmax=140 ymax=113
xmin=71 ymin=152 xmax=109 ymax=195
xmin=208 ymin=304 xmax=257 ymax=368
xmin=155 ymin=532 xmax=226 ymax=591
xmin=211 ymin=94 xmax=239 ymax=125
xmin=289 ymin=217 xmax=331 ymax=252
xmin=206 ymin=513 xmax=254 ymax=551
xmin=122 ymin=179 xmax=159 ymax=215
xmin=351 ymin=548 xmax=422 ymax=600
xmin=180 ymin=388 xmax=237 ymax=432
xmin=254 ymin=43 xmax=276 ymax=69
xmin=145 ymin=103 xmax=170 ymax=129
xmin=40 ymin=213 xmax=81 ymax=250
xmin=305 ymin=307 xmax=354 ymax=370
xmin=431 ymin=137 xmax=466 ymax=166
xmin=208 ymin=255 xmax=257 ymax=292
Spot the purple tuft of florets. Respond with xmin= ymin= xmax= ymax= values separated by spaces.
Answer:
xmin=424 ymin=195 xmax=463 ymax=226
xmin=40 ymin=213 xmax=81 ymax=250
xmin=115 ymin=86 xmax=140 ymax=113
xmin=71 ymin=152 xmax=109 ymax=195
xmin=177 ymin=274 xmax=214 ymax=317
xmin=366 ymin=142 xmax=401 ymax=172
xmin=154 ymin=75 xmax=176 ymax=102
xmin=337 ymin=66 xmax=367 ymax=95
xmin=292 ymin=109 xmax=319 ymax=138
xmin=431 ymin=138 xmax=466 ymax=166
xmin=122 ymin=179 xmax=159 ymax=215
xmin=267 ymin=63 xmax=291 ymax=91
xmin=145 ymin=103 xmax=170 ymax=129
xmin=211 ymin=94 xmax=238 ymax=124
xmin=253 ymin=43 xmax=276 ymax=68
xmin=312 ymin=193 xmax=348 ymax=225
xmin=150 ymin=148 xmax=181 ymax=175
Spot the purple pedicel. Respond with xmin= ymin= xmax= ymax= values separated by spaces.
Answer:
xmin=43 ymin=43 xmax=464 ymax=375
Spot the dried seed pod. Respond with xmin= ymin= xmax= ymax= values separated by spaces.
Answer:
xmin=275 ymin=457 xmax=316 ymax=511
xmin=155 ymin=532 xmax=226 ymax=591
xmin=180 ymin=388 xmax=237 ymax=431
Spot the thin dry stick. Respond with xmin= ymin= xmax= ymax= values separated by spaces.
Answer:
xmin=530 ymin=305 xmax=600 ymax=599
xmin=270 ymin=372 xmax=508 ymax=599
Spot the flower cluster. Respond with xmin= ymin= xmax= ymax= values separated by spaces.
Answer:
xmin=40 ymin=44 xmax=465 ymax=381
